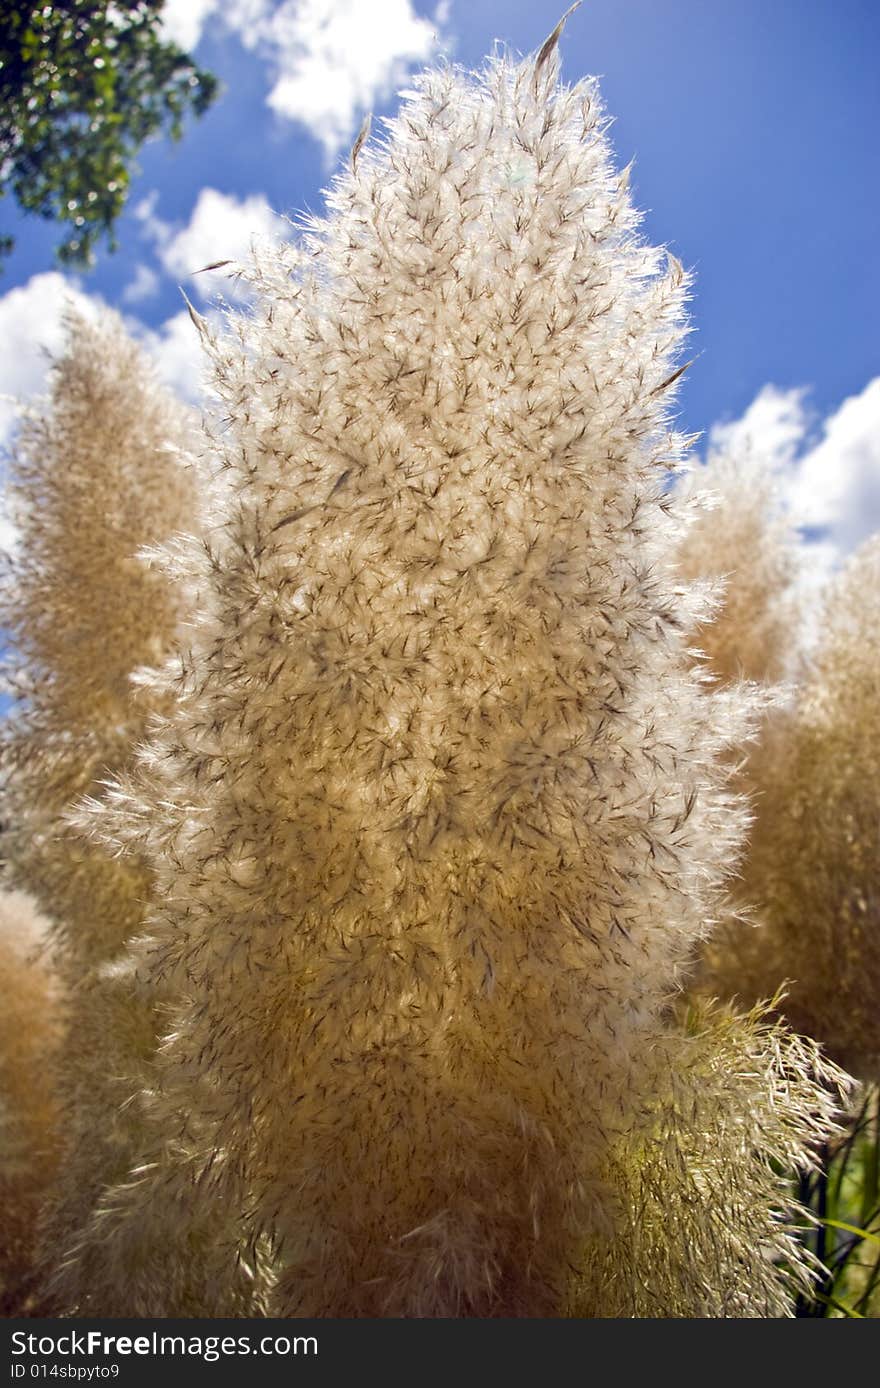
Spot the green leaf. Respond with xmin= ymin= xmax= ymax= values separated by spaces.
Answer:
xmin=819 ymin=1216 xmax=880 ymax=1247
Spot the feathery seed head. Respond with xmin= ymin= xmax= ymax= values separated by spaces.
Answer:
xmin=0 ymin=889 xmax=61 ymax=1313
xmin=64 ymin=28 xmax=843 ymax=1316
xmin=674 ymin=444 xmax=805 ymax=685
xmin=702 ymin=536 xmax=880 ymax=1079
xmin=0 ymin=308 xmax=229 ymax=1310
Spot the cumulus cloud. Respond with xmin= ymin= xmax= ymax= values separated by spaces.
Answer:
xmin=140 ymin=188 xmax=280 ymax=300
xmin=160 ymin=0 xmax=450 ymax=162
xmin=241 ymin=0 xmax=448 ymax=160
xmin=159 ymin=0 xmax=221 ymax=51
xmin=132 ymin=190 xmax=169 ymax=246
xmin=121 ymin=263 xmax=161 ymax=306
xmin=133 ymin=310 xmax=211 ymax=403
xmin=790 ymin=379 xmax=880 ymax=553
xmin=708 ymin=384 xmax=811 ymax=471
xmin=706 ymin=377 xmax=880 ymax=560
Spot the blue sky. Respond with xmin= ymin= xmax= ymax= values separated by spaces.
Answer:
xmin=1 ymin=0 xmax=878 ymax=553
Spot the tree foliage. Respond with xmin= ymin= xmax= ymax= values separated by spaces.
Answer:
xmin=0 ymin=1 xmax=217 ymax=266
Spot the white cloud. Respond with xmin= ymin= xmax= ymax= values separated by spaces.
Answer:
xmin=239 ymin=0 xmax=446 ymax=160
xmin=162 ymin=0 xmax=450 ymax=162
xmin=706 ymin=377 xmax=880 ymax=560
xmin=791 ymin=378 xmax=880 ymax=553
xmin=708 ymin=384 xmax=810 ymax=471
xmin=150 ymin=188 xmax=280 ymax=299
xmin=0 ymin=273 xmax=103 ymax=450
xmin=160 ymin=0 xmax=221 ymax=51
xmin=121 ymin=263 xmax=161 ymax=305
xmin=133 ymin=190 xmax=170 ymax=247
xmin=135 ymin=310 xmax=211 ymax=403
